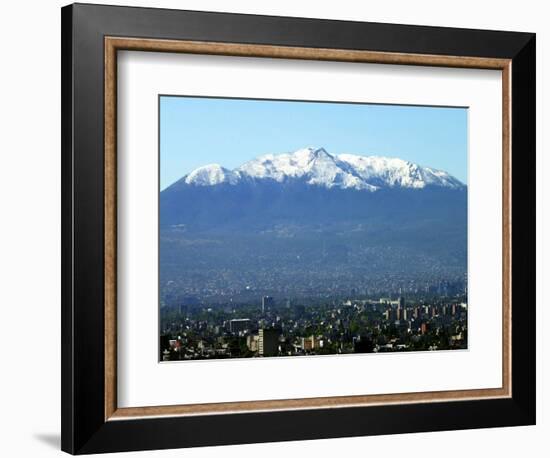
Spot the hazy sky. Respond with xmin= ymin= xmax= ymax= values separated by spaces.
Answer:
xmin=160 ymin=95 xmax=468 ymax=190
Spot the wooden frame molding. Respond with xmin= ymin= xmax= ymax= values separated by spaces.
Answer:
xmin=104 ymin=36 xmax=512 ymax=421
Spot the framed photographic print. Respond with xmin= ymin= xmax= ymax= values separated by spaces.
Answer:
xmin=61 ymin=3 xmax=536 ymax=454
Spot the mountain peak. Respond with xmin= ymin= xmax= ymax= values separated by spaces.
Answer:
xmin=179 ymin=147 xmax=464 ymax=191
xmin=308 ymin=146 xmax=331 ymax=158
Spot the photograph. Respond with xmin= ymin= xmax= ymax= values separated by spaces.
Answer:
xmin=0 ymin=0 xmax=542 ymax=456
xmin=159 ymin=96 xmax=469 ymax=361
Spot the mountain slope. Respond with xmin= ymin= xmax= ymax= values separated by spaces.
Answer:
xmin=159 ymin=147 xmax=467 ymax=302
xmin=161 ymin=147 xmax=466 ymax=230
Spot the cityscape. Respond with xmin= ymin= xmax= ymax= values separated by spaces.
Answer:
xmin=160 ymin=289 xmax=468 ymax=361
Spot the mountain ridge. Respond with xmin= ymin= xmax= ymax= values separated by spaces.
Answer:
xmin=172 ymin=147 xmax=464 ymax=192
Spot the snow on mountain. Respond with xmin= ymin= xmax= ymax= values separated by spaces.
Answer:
xmin=237 ymin=147 xmax=377 ymax=191
xmin=337 ymin=154 xmax=464 ymax=189
xmin=184 ymin=164 xmax=240 ymax=186
xmin=182 ymin=147 xmax=464 ymax=191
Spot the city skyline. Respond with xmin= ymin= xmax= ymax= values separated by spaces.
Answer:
xmin=161 ymin=291 xmax=468 ymax=361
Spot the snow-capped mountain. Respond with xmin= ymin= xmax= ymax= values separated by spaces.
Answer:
xmin=161 ymin=147 xmax=467 ymax=282
xmin=162 ymin=145 xmax=466 ymax=233
xmin=182 ymin=147 xmax=464 ymax=191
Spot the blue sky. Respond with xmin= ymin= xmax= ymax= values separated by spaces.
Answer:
xmin=160 ymin=95 xmax=468 ymax=190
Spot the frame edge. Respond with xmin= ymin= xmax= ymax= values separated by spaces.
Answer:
xmin=62 ymin=3 xmax=536 ymax=453
xmin=61 ymin=3 xmax=75 ymax=454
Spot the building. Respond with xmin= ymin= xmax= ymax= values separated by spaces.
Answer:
xmin=396 ymin=305 xmax=404 ymax=321
xmin=229 ymin=318 xmax=251 ymax=334
xmin=301 ymin=335 xmax=322 ymax=351
xmin=258 ymin=328 xmax=279 ymax=356
xmin=246 ymin=334 xmax=259 ymax=352
xmin=302 ymin=337 xmax=313 ymax=351
xmin=421 ymin=322 xmax=429 ymax=335
xmin=261 ymin=296 xmax=274 ymax=313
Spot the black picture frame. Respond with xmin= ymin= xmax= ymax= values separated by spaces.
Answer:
xmin=61 ymin=3 xmax=535 ymax=454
